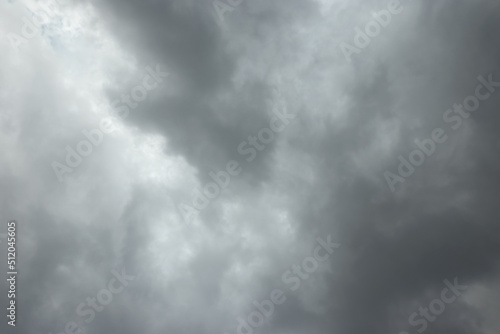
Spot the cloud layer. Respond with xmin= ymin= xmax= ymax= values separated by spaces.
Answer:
xmin=1 ymin=0 xmax=500 ymax=334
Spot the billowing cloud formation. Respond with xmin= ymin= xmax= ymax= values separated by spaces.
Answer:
xmin=1 ymin=0 xmax=500 ymax=334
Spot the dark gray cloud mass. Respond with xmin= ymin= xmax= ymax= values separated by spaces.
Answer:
xmin=1 ymin=0 xmax=500 ymax=334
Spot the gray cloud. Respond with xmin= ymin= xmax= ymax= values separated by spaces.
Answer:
xmin=1 ymin=0 xmax=499 ymax=334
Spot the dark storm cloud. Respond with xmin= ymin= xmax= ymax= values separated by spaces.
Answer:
xmin=2 ymin=0 xmax=500 ymax=334
xmin=89 ymin=0 xmax=318 ymax=186
xmin=275 ymin=2 xmax=500 ymax=334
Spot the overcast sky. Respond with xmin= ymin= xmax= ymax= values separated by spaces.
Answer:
xmin=1 ymin=0 xmax=500 ymax=334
